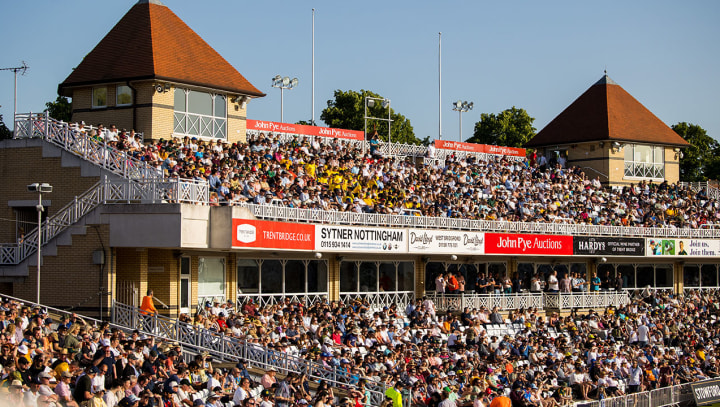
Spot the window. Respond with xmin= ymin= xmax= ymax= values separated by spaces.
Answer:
xmin=237 ymin=259 xmax=259 ymax=293
xmin=624 ymin=144 xmax=664 ymax=179
xmin=702 ymin=264 xmax=718 ymax=287
xmin=92 ymin=87 xmax=107 ymax=108
xmin=237 ymin=258 xmax=327 ymax=295
xmin=173 ymin=88 xmax=227 ymax=139
xmin=261 ymin=260 xmax=283 ymax=293
xmin=180 ymin=257 xmax=191 ymax=310
xmin=198 ymin=257 xmax=225 ymax=297
xmin=343 ymin=260 xmax=414 ymax=293
xmin=116 ymin=85 xmax=133 ymax=106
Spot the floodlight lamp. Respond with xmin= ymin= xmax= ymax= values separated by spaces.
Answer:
xmin=291 ymin=78 xmax=299 ymax=88
xmin=282 ymin=76 xmax=290 ymax=86
xmin=27 ymin=183 xmax=52 ymax=193
xmin=367 ymin=99 xmax=375 ymax=108
xmin=272 ymin=75 xmax=282 ymax=83
xmin=456 ymin=100 xmax=462 ymax=107
xmin=612 ymin=141 xmax=621 ymax=148
xmin=381 ymin=98 xmax=390 ymax=108
xmin=468 ymin=102 xmax=474 ymax=109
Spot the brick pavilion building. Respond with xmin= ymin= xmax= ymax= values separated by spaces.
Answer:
xmin=525 ymin=75 xmax=689 ymax=186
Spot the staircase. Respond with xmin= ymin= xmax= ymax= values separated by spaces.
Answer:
xmin=1 ymin=113 xmax=209 ymax=270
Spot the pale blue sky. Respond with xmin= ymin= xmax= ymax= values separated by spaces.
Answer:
xmin=1 ymin=1 xmax=719 ymax=142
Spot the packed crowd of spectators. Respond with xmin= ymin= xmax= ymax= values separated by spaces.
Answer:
xmin=2 ymin=284 xmax=720 ymax=407
xmin=68 ymin=121 xmax=720 ymax=229
xmin=0 ymin=296 xmax=353 ymax=407
xmin=167 ymin=287 xmax=720 ymax=407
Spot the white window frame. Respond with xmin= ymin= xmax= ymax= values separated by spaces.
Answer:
xmin=116 ymin=85 xmax=133 ymax=107
xmin=623 ymin=143 xmax=665 ymax=180
xmin=173 ymin=88 xmax=227 ymax=140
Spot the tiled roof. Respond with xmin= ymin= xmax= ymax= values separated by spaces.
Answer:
xmin=58 ymin=0 xmax=264 ymax=97
xmin=525 ymin=75 xmax=688 ymax=148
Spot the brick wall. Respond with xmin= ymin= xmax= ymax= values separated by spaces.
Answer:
xmin=0 ymin=146 xmax=100 ymax=242
xmin=12 ymin=224 xmax=111 ymax=317
xmin=228 ymin=102 xmax=247 ymax=144
xmin=147 ymin=249 xmax=178 ymax=312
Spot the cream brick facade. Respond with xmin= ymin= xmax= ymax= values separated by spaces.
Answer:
xmin=69 ymin=81 xmax=251 ymax=143
xmin=0 ymin=145 xmax=99 ymax=242
xmin=549 ymin=142 xmax=681 ymax=186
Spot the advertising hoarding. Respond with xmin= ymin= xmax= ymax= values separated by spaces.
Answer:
xmin=484 ymin=233 xmax=573 ymax=256
xmin=407 ymin=229 xmax=484 ymax=254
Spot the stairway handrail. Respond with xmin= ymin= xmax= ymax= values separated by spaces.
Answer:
xmin=0 ymin=177 xmax=209 ymax=265
xmin=111 ymin=300 xmax=387 ymax=405
xmin=14 ymin=112 xmax=164 ymax=180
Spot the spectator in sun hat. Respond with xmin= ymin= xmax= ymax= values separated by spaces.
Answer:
xmin=55 ymin=370 xmax=78 ymax=407
xmin=205 ymin=391 xmax=222 ymax=407
xmin=8 ymin=380 xmax=25 ymax=405
xmin=260 ymin=366 xmax=277 ymax=389
xmin=119 ymin=394 xmax=140 ymax=407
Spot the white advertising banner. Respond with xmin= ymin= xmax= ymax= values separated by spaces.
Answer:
xmin=407 ymin=229 xmax=485 ymax=254
xmin=646 ymin=238 xmax=720 ymax=257
xmin=314 ymin=225 xmax=407 ymax=253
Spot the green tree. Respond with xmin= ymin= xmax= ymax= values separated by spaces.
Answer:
xmin=468 ymin=107 xmax=536 ymax=147
xmin=320 ymin=89 xmax=419 ymax=144
xmin=0 ymin=113 xmax=12 ymax=140
xmin=44 ymin=96 xmax=72 ymax=122
xmin=672 ymin=122 xmax=720 ymax=181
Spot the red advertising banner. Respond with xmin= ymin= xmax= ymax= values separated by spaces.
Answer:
xmin=484 ymin=233 xmax=573 ymax=256
xmin=434 ymin=140 xmax=525 ymax=158
xmin=231 ymin=219 xmax=315 ymax=250
xmin=246 ymin=120 xmax=364 ymax=141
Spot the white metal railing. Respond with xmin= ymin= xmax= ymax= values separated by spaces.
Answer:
xmin=197 ymin=294 xmax=226 ymax=310
xmin=426 ymin=292 xmax=544 ymax=312
xmin=236 ymin=292 xmax=328 ymax=309
xmin=580 ymin=378 xmax=699 ymax=407
xmin=111 ymin=301 xmax=387 ymax=405
xmin=239 ymin=202 xmax=720 ymax=239
xmin=0 ymin=177 xmax=209 ymax=266
xmin=339 ymin=291 xmax=414 ymax=311
xmin=426 ymin=291 xmax=629 ymax=312
xmin=680 ymin=180 xmax=720 ymax=200
xmin=14 ymin=112 xmax=160 ymax=180
xmin=543 ymin=291 xmax=630 ymax=310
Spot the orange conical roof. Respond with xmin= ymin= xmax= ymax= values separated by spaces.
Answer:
xmin=525 ymin=75 xmax=687 ymax=148
xmin=59 ymin=0 xmax=264 ymax=97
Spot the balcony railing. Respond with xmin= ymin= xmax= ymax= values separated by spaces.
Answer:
xmin=235 ymin=292 xmax=328 ymax=309
xmin=427 ymin=291 xmax=630 ymax=312
xmin=239 ymin=202 xmax=720 ymax=239
xmin=339 ymin=291 xmax=415 ymax=311
xmin=426 ymin=292 xmax=545 ymax=312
